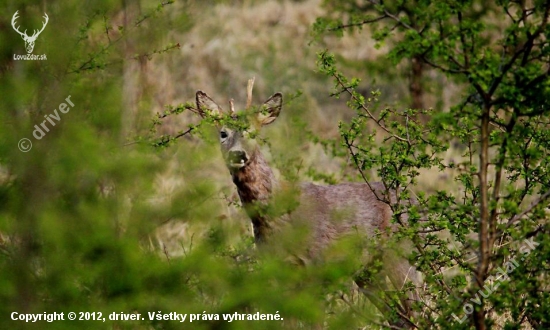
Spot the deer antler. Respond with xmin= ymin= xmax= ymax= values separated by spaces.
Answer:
xmin=246 ymin=77 xmax=255 ymax=110
xmin=229 ymin=99 xmax=235 ymax=114
xmin=11 ymin=11 xmax=27 ymax=38
xmin=11 ymin=11 xmax=49 ymax=39
xmin=32 ymin=13 xmax=49 ymax=38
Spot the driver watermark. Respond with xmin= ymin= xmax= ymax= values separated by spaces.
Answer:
xmin=18 ymin=95 xmax=74 ymax=152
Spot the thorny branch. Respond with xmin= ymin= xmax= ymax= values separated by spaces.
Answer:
xmin=506 ymin=189 xmax=550 ymax=228
xmin=70 ymin=1 xmax=176 ymax=74
xmin=328 ymin=15 xmax=387 ymax=31
xmin=329 ymin=70 xmax=409 ymax=143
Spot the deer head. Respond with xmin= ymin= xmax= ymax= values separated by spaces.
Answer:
xmin=195 ymin=89 xmax=282 ymax=174
xmin=11 ymin=11 xmax=49 ymax=54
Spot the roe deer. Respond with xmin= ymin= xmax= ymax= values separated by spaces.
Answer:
xmin=195 ymin=83 xmax=419 ymax=328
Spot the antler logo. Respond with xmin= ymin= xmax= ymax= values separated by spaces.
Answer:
xmin=11 ymin=11 xmax=49 ymax=54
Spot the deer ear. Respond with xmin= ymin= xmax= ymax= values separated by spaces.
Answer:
xmin=257 ymin=93 xmax=282 ymax=126
xmin=196 ymin=91 xmax=223 ymax=117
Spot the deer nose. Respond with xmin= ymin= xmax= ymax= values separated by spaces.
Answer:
xmin=228 ymin=150 xmax=248 ymax=166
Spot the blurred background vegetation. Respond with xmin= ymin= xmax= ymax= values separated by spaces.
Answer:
xmin=1 ymin=0 xmax=549 ymax=329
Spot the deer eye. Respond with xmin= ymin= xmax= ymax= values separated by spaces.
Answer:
xmin=220 ymin=131 xmax=228 ymax=139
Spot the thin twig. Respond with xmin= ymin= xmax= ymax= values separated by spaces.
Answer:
xmin=506 ymin=189 xmax=550 ymax=227
xmin=162 ymin=243 xmax=171 ymax=264
xmin=331 ymin=71 xmax=408 ymax=142
xmin=367 ymin=0 xmax=414 ymax=30
xmin=328 ymin=16 xmax=387 ymax=31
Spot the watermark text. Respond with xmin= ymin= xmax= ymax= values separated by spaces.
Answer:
xmin=18 ymin=95 xmax=75 ymax=152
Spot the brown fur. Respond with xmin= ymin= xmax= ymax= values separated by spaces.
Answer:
xmin=230 ymin=149 xmax=277 ymax=242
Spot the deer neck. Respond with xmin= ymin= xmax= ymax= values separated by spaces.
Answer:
xmin=231 ymin=149 xmax=278 ymax=243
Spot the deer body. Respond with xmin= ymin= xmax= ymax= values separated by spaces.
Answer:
xmin=231 ymin=147 xmax=393 ymax=254
xmin=196 ymin=89 xmax=418 ymax=327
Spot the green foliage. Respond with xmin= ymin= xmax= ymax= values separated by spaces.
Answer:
xmin=3 ymin=0 xmax=549 ymax=329
xmin=1 ymin=2 xmax=386 ymax=329
xmin=315 ymin=0 xmax=550 ymax=328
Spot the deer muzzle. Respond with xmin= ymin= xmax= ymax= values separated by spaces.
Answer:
xmin=226 ymin=150 xmax=249 ymax=169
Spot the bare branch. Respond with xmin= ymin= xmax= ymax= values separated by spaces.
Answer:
xmin=330 ymin=71 xmax=409 ymax=142
xmin=506 ymin=189 xmax=550 ymax=227
xmin=367 ymin=0 xmax=415 ymax=30
xmin=328 ymin=15 xmax=387 ymax=31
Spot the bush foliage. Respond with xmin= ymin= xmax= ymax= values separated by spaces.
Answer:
xmin=315 ymin=0 xmax=550 ymax=328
